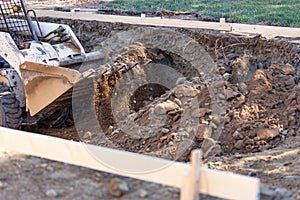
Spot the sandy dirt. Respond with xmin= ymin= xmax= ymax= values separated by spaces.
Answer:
xmin=1 ymin=1 xmax=300 ymax=199
xmin=27 ymin=0 xmax=109 ymax=9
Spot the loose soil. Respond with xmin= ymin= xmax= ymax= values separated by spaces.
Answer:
xmin=2 ymin=2 xmax=300 ymax=199
xmin=27 ymin=0 xmax=109 ymax=9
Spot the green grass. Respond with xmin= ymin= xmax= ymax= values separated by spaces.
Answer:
xmin=102 ymin=0 xmax=300 ymax=27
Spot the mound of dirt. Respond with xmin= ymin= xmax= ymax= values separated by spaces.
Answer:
xmin=15 ymin=16 xmax=300 ymax=200
xmin=94 ymin=43 xmax=157 ymax=131
xmin=92 ymin=61 xmax=299 ymax=161
xmin=85 ymin=34 xmax=299 ymax=162
xmin=33 ymin=18 xmax=300 ymax=162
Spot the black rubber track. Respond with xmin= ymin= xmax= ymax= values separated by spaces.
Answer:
xmin=0 ymin=85 xmax=22 ymax=129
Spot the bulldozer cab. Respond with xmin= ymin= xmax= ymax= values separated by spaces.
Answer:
xmin=0 ymin=0 xmax=38 ymax=49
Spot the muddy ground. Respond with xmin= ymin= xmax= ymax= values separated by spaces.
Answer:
xmin=1 ymin=2 xmax=300 ymax=199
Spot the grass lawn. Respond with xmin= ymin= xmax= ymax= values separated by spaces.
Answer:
xmin=102 ymin=0 xmax=300 ymax=27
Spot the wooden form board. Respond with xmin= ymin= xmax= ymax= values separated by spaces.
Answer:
xmin=0 ymin=127 xmax=259 ymax=200
xmin=35 ymin=10 xmax=232 ymax=31
xmin=232 ymin=23 xmax=300 ymax=38
xmin=34 ymin=10 xmax=300 ymax=38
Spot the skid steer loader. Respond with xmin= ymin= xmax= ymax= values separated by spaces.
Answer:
xmin=0 ymin=0 xmax=107 ymax=128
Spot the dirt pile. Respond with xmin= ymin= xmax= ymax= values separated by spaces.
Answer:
xmin=104 ymin=81 xmax=219 ymax=161
xmin=35 ymin=18 xmax=300 ymax=161
xmin=10 ymin=14 xmax=299 ymax=200
xmin=221 ymin=63 xmax=298 ymax=153
xmin=88 ymin=36 xmax=300 ymax=162
xmin=94 ymin=62 xmax=299 ymax=161
xmin=94 ymin=43 xmax=157 ymax=131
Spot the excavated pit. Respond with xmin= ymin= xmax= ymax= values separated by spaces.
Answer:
xmin=25 ymin=17 xmax=300 ymax=162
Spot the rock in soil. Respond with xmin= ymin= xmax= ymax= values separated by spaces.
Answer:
xmin=203 ymin=144 xmax=222 ymax=159
xmin=138 ymin=189 xmax=148 ymax=198
xmin=45 ymin=189 xmax=58 ymax=198
xmin=174 ymin=85 xmax=199 ymax=98
xmin=256 ymin=128 xmax=279 ymax=141
xmin=201 ymin=138 xmax=217 ymax=153
xmin=109 ymin=178 xmax=129 ymax=197
xmin=196 ymin=124 xmax=212 ymax=140
xmin=154 ymin=100 xmax=180 ymax=115
xmin=234 ymin=140 xmax=244 ymax=150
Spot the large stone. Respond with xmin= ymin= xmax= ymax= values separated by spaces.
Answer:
xmin=201 ymin=138 xmax=217 ymax=153
xmin=238 ymin=82 xmax=248 ymax=94
xmin=225 ymin=88 xmax=238 ymax=100
xmin=285 ymin=78 xmax=295 ymax=87
xmin=195 ymin=124 xmax=212 ymax=140
xmin=231 ymin=55 xmax=257 ymax=83
xmin=174 ymin=85 xmax=199 ymax=98
xmin=271 ymin=63 xmax=295 ymax=75
xmin=232 ymin=131 xmax=244 ymax=140
xmin=256 ymin=128 xmax=279 ymax=140
xmin=203 ymin=144 xmax=222 ymax=158
xmin=109 ymin=178 xmax=129 ymax=197
xmin=234 ymin=140 xmax=244 ymax=150
xmin=211 ymin=115 xmax=223 ymax=126
xmin=154 ymin=100 xmax=180 ymax=115
xmin=191 ymin=108 xmax=212 ymax=118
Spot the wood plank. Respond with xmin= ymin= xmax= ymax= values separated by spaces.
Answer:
xmin=35 ymin=10 xmax=232 ymax=31
xmin=0 ymin=127 xmax=189 ymax=188
xmin=0 ymin=127 xmax=259 ymax=199
xmin=35 ymin=10 xmax=300 ymax=38
xmin=232 ymin=23 xmax=300 ymax=38
xmin=199 ymin=168 xmax=260 ymax=200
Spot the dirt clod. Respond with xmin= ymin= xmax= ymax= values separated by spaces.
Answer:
xmin=45 ymin=189 xmax=59 ymax=198
xmin=154 ymin=100 xmax=180 ymax=115
xmin=203 ymin=144 xmax=222 ymax=159
xmin=201 ymin=138 xmax=217 ymax=153
xmin=109 ymin=178 xmax=130 ymax=197
xmin=174 ymin=85 xmax=199 ymax=98
xmin=138 ymin=189 xmax=148 ymax=198
xmin=0 ymin=181 xmax=7 ymax=189
xmin=256 ymin=128 xmax=279 ymax=141
xmin=234 ymin=140 xmax=244 ymax=150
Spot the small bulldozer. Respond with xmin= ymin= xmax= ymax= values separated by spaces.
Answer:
xmin=0 ymin=0 xmax=105 ymax=128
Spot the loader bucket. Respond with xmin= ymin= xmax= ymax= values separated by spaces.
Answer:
xmin=20 ymin=61 xmax=82 ymax=116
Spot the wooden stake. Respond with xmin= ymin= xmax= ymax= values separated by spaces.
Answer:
xmin=220 ymin=18 xmax=226 ymax=24
xmin=180 ymin=150 xmax=202 ymax=200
